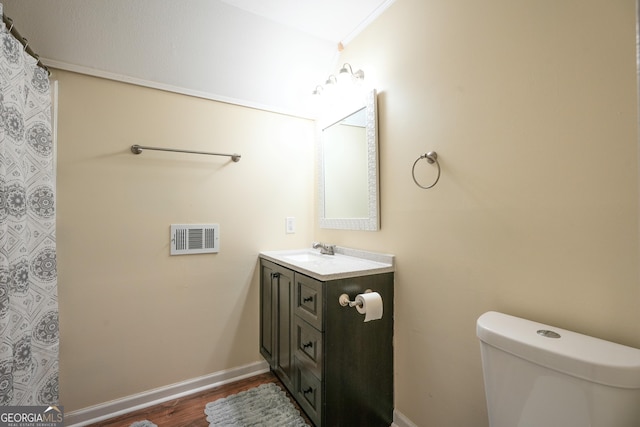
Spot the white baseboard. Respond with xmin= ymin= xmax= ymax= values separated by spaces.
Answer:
xmin=392 ymin=409 xmax=418 ymax=427
xmin=64 ymin=360 xmax=269 ymax=427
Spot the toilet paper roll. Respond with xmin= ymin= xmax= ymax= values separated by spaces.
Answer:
xmin=355 ymin=292 xmax=383 ymax=322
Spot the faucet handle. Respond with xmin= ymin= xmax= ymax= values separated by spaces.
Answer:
xmin=312 ymin=242 xmax=335 ymax=255
xmin=322 ymin=244 xmax=335 ymax=255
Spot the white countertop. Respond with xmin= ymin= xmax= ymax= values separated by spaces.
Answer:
xmin=259 ymin=247 xmax=395 ymax=281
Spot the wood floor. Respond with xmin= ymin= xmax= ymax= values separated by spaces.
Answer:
xmin=90 ymin=371 xmax=312 ymax=427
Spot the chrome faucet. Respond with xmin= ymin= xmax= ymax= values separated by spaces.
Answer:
xmin=312 ymin=242 xmax=335 ymax=255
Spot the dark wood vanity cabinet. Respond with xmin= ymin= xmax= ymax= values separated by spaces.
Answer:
xmin=259 ymin=258 xmax=394 ymax=427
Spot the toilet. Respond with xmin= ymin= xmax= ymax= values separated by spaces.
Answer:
xmin=477 ymin=311 xmax=640 ymax=427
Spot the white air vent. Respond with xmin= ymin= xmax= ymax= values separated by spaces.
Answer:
xmin=170 ymin=224 xmax=219 ymax=255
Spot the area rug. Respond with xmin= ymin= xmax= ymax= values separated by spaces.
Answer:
xmin=204 ymin=382 xmax=310 ymax=426
xmin=129 ymin=421 xmax=157 ymax=427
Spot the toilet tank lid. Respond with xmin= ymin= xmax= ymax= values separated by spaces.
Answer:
xmin=477 ymin=311 xmax=640 ymax=389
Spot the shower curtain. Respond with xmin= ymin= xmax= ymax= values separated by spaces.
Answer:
xmin=0 ymin=4 xmax=58 ymax=405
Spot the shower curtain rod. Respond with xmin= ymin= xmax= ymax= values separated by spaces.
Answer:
xmin=131 ymin=145 xmax=242 ymax=162
xmin=2 ymin=15 xmax=50 ymax=75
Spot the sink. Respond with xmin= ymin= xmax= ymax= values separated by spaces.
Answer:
xmin=260 ymin=247 xmax=394 ymax=280
xmin=283 ymin=252 xmax=327 ymax=263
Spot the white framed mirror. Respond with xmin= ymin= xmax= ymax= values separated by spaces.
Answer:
xmin=317 ymin=88 xmax=379 ymax=230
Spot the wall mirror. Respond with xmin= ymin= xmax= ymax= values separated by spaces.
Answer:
xmin=317 ymin=89 xmax=379 ymax=230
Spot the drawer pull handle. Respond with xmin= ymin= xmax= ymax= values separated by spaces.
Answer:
xmin=303 ymin=296 xmax=314 ymax=303
xmin=303 ymin=387 xmax=313 ymax=395
xmin=303 ymin=341 xmax=313 ymax=349
xmin=271 ymin=272 xmax=281 ymax=279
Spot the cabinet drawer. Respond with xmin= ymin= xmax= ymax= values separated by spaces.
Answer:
xmin=294 ymin=273 xmax=323 ymax=330
xmin=294 ymin=357 xmax=322 ymax=427
xmin=294 ymin=317 xmax=322 ymax=379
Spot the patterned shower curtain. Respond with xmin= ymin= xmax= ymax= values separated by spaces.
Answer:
xmin=0 ymin=4 xmax=58 ymax=405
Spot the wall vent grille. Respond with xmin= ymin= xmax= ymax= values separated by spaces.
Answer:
xmin=170 ymin=224 xmax=219 ymax=255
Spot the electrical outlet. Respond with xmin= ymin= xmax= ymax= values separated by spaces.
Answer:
xmin=286 ymin=217 xmax=296 ymax=234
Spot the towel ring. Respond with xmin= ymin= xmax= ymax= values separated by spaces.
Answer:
xmin=412 ymin=151 xmax=440 ymax=189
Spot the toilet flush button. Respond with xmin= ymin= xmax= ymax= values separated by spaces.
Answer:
xmin=537 ymin=329 xmax=561 ymax=339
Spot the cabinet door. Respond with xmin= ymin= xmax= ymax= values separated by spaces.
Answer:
xmin=259 ymin=259 xmax=295 ymax=393
xmin=275 ymin=266 xmax=295 ymax=392
xmin=259 ymin=261 xmax=277 ymax=367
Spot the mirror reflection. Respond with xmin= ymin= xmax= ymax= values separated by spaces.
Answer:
xmin=318 ymin=89 xmax=379 ymax=230
xmin=323 ymin=107 xmax=368 ymax=218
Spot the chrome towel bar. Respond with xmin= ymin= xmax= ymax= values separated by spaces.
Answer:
xmin=131 ymin=145 xmax=241 ymax=162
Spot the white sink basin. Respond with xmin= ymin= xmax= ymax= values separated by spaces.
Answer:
xmin=283 ymin=252 xmax=327 ymax=263
xmin=260 ymin=247 xmax=394 ymax=280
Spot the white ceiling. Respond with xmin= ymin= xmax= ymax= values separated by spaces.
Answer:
xmin=1 ymin=0 xmax=394 ymax=118
xmin=220 ymin=0 xmax=392 ymax=43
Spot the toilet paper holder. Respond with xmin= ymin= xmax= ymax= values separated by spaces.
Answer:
xmin=339 ymin=289 xmax=373 ymax=307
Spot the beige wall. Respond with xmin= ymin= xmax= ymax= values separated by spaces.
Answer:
xmin=55 ymin=70 xmax=315 ymax=411
xmin=318 ymin=0 xmax=640 ymax=425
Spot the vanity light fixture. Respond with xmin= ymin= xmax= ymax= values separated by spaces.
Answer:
xmin=325 ymin=75 xmax=338 ymax=86
xmin=339 ymin=63 xmax=365 ymax=82
xmin=312 ymin=63 xmax=365 ymax=95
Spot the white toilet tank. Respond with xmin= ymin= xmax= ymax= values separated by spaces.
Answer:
xmin=477 ymin=311 xmax=640 ymax=427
